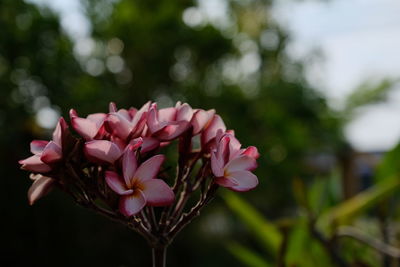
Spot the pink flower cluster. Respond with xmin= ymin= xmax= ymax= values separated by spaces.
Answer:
xmin=19 ymin=101 xmax=259 ymax=218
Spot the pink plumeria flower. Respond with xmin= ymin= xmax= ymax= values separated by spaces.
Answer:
xmin=105 ymin=149 xmax=174 ymax=216
xmin=19 ymin=118 xmax=67 ymax=173
xmin=69 ymin=109 xmax=107 ymax=140
xmin=106 ymin=102 xmax=150 ymax=141
xmin=211 ymin=134 xmax=258 ymax=192
xmin=146 ymin=103 xmax=191 ymax=141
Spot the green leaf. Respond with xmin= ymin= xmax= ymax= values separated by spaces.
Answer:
xmin=226 ymin=241 xmax=271 ymax=267
xmin=318 ymin=176 xmax=400 ymax=227
xmin=375 ymin=142 xmax=400 ymax=182
xmin=222 ymin=191 xmax=282 ymax=255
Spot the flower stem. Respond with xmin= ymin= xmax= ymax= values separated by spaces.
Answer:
xmin=152 ymin=245 xmax=167 ymax=267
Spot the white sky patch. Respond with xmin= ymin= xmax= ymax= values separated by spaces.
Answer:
xmin=273 ymin=0 xmax=400 ymax=151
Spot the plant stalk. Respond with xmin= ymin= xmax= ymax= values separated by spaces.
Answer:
xmin=152 ymin=245 xmax=167 ymax=267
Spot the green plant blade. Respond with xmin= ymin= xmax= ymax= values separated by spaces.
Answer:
xmin=226 ymin=241 xmax=271 ymax=267
xmin=222 ymin=191 xmax=282 ymax=255
xmin=318 ymin=176 xmax=400 ymax=227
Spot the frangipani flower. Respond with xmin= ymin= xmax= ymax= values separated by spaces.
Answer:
xmin=147 ymin=103 xmax=191 ymax=141
xmin=105 ymin=148 xmax=174 ymax=216
xmin=69 ymin=109 xmax=107 ymax=140
xmin=106 ymin=102 xmax=150 ymax=141
xmin=211 ymin=134 xmax=258 ymax=192
xmin=19 ymin=100 xmax=259 ymax=267
xmin=19 ymin=117 xmax=67 ymax=172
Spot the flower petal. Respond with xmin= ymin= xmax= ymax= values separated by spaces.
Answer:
xmin=30 ymin=140 xmax=49 ymax=155
xmin=176 ymin=103 xmax=193 ymax=122
xmin=201 ymin=115 xmax=226 ymax=146
xmin=106 ymin=113 xmax=133 ymax=140
xmin=228 ymin=135 xmax=242 ymax=160
xmin=71 ymin=117 xmax=98 ymax=140
xmin=119 ymin=191 xmax=146 ymax=217
xmin=52 ymin=117 xmax=67 ymax=147
xmin=105 ymin=171 xmax=133 ymax=195
xmin=84 ymin=140 xmax=122 ymax=164
xmin=19 ymin=155 xmax=51 ymax=173
xmin=211 ymin=151 xmax=224 ymax=177
xmin=154 ymin=121 xmax=190 ymax=141
xmin=40 ymin=141 xmax=62 ymax=164
xmin=140 ymin=137 xmax=160 ymax=153
xmin=147 ymin=104 xmax=162 ymax=134
xmin=225 ymin=155 xmax=257 ymax=173
xmin=141 ymin=179 xmax=174 ymax=206
xmin=122 ymin=148 xmax=137 ymax=186
xmin=215 ymin=177 xmax=238 ymax=187
xmin=27 ymin=175 xmax=55 ymax=205
xmin=191 ymin=109 xmax=215 ymax=135
xmin=87 ymin=113 xmax=107 ymax=126
xmin=158 ymin=107 xmax=177 ymax=122
xmin=109 ymin=102 xmax=117 ymax=113
xmin=134 ymin=154 xmax=165 ymax=182
xmin=242 ymin=146 xmax=260 ymax=159
xmin=226 ymin=170 xmax=258 ymax=192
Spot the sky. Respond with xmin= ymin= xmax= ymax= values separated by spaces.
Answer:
xmin=28 ymin=0 xmax=400 ymax=152
xmin=273 ymin=0 xmax=400 ymax=152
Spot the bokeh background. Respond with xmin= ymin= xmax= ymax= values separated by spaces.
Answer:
xmin=2 ymin=0 xmax=400 ymax=266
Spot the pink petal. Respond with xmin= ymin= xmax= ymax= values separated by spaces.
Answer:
xmin=19 ymin=155 xmax=51 ymax=173
xmin=40 ymin=141 xmax=62 ymax=164
xmin=141 ymin=179 xmax=174 ymax=206
xmin=176 ymin=103 xmax=193 ymax=122
xmin=211 ymin=151 xmax=224 ymax=177
xmin=226 ymin=170 xmax=258 ymax=192
xmin=225 ymin=155 xmax=257 ymax=172
xmin=228 ymin=135 xmax=242 ymax=160
xmin=87 ymin=113 xmax=107 ymax=127
xmin=119 ymin=191 xmax=146 ymax=216
xmin=106 ymin=113 xmax=133 ymax=140
xmin=129 ymin=137 xmax=144 ymax=150
xmin=134 ymin=154 xmax=165 ymax=182
xmin=84 ymin=140 xmax=122 ymax=164
xmin=191 ymin=109 xmax=215 ymax=135
xmin=128 ymin=107 xmax=138 ymax=118
xmin=117 ymin=109 xmax=131 ymax=120
xmin=154 ymin=121 xmax=190 ymax=141
xmin=122 ymin=148 xmax=137 ymax=186
xmin=216 ymin=135 xmax=230 ymax=164
xmin=158 ymin=107 xmax=177 ymax=122
xmin=147 ymin=105 xmax=162 ymax=133
xmin=201 ymin=115 xmax=226 ymax=146
xmin=69 ymin=108 xmax=78 ymax=117
xmin=130 ymin=112 xmax=147 ymax=138
xmin=105 ymin=171 xmax=133 ymax=195
xmin=242 ymin=146 xmax=260 ymax=159
xmin=109 ymin=102 xmax=117 ymax=113
xmin=52 ymin=117 xmax=67 ymax=147
xmin=30 ymin=140 xmax=49 ymax=155
xmin=215 ymin=177 xmax=238 ymax=187
xmin=140 ymin=137 xmax=160 ymax=153
xmin=71 ymin=117 xmax=98 ymax=140
xmin=27 ymin=175 xmax=55 ymax=205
